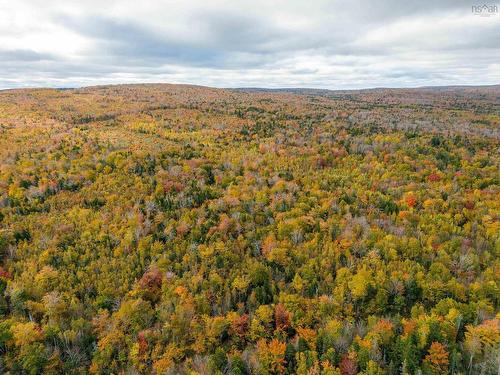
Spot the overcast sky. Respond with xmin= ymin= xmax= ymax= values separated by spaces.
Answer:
xmin=0 ymin=0 xmax=499 ymax=89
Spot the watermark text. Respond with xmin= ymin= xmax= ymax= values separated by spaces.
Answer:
xmin=472 ymin=4 xmax=498 ymax=16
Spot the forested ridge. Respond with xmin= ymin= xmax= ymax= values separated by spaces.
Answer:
xmin=0 ymin=84 xmax=498 ymax=374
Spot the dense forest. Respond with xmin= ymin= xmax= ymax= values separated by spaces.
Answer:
xmin=0 ymin=84 xmax=498 ymax=374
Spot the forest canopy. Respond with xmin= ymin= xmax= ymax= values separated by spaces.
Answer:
xmin=0 ymin=84 xmax=498 ymax=374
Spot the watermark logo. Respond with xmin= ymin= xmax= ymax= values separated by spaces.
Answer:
xmin=472 ymin=4 xmax=498 ymax=16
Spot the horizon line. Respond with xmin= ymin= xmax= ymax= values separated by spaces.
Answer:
xmin=1 ymin=82 xmax=499 ymax=93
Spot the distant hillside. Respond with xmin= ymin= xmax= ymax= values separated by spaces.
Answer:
xmin=232 ymin=85 xmax=500 ymax=111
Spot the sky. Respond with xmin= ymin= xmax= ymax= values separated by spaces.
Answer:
xmin=0 ymin=0 xmax=499 ymax=89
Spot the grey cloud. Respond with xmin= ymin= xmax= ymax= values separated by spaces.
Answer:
xmin=54 ymin=14 xmax=287 ymax=70
xmin=0 ymin=0 xmax=499 ymax=89
xmin=56 ymin=16 xmax=215 ymax=63
xmin=0 ymin=49 xmax=56 ymax=62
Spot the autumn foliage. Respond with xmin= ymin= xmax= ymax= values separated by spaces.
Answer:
xmin=0 ymin=84 xmax=498 ymax=374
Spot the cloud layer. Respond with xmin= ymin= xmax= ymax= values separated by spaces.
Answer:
xmin=1 ymin=0 xmax=499 ymax=89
